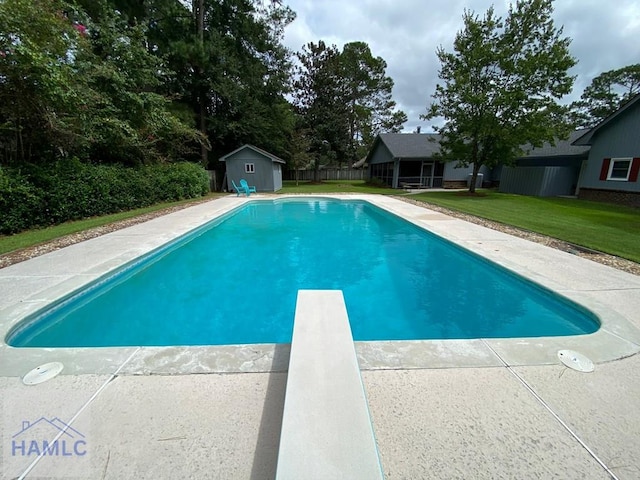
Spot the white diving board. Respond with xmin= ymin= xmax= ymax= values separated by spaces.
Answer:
xmin=275 ymin=290 xmax=384 ymax=480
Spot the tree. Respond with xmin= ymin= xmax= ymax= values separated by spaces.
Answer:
xmin=422 ymin=0 xmax=576 ymax=193
xmin=161 ymin=0 xmax=295 ymax=165
xmin=571 ymin=64 xmax=640 ymax=128
xmin=0 ymin=0 xmax=84 ymax=164
xmin=338 ymin=42 xmax=407 ymax=163
xmin=0 ymin=0 xmax=207 ymax=166
xmin=73 ymin=0 xmax=207 ymax=164
xmin=293 ymin=41 xmax=350 ymax=181
xmin=293 ymin=41 xmax=406 ymax=179
xmin=288 ymin=126 xmax=314 ymax=186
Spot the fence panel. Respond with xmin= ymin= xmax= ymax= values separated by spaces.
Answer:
xmin=284 ymin=169 xmax=365 ymax=182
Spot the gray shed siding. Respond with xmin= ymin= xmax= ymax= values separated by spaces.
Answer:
xmin=578 ymin=106 xmax=640 ymax=193
xmin=224 ymin=148 xmax=281 ymax=192
xmin=500 ymin=166 xmax=579 ymax=196
xmin=273 ymin=163 xmax=283 ymax=191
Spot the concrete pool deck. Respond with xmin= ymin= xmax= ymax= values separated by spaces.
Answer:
xmin=1 ymin=194 xmax=639 ymax=478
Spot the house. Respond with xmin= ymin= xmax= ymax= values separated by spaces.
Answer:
xmin=573 ymin=94 xmax=640 ymax=207
xmin=499 ymin=129 xmax=590 ymax=197
xmin=365 ymin=133 xmax=491 ymax=189
xmin=219 ymin=144 xmax=285 ymax=193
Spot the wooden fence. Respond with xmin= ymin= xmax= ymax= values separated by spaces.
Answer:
xmin=284 ymin=168 xmax=366 ymax=182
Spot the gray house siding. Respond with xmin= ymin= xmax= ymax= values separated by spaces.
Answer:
xmin=577 ymin=107 xmax=640 ymax=194
xmin=220 ymin=145 xmax=285 ymax=192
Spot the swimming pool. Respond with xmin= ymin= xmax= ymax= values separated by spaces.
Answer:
xmin=6 ymin=198 xmax=599 ymax=347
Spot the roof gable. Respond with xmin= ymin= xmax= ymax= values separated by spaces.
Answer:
xmin=219 ymin=144 xmax=286 ymax=164
xmin=572 ymin=93 xmax=640 ymax=146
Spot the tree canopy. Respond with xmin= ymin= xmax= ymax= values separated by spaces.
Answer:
xmin=0 ymin=0 xmax=406 ymax=177
xmin=570 ymin=63 xmax=640 ymax=128
xmin=422 ymin=0 xmax=576 ymax=192
xmin=293 ymin=40 xmax=406 ymax=181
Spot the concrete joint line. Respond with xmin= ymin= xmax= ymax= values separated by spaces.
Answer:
xmin=481 ymin=340 xmax=620 ymax=480
xmin=603 ymin=328 xmax=640 ymax=348
xmin=17 ymin=347 xmax=141 ymax=480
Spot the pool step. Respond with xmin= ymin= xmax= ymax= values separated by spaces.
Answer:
xmin=275 ymin=290 xmax=384 ymax=480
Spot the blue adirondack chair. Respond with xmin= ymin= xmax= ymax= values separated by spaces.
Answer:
xmin=240 ymin=179 xmax=257 ymax=195
xmin=230 ymin=179 xmax=247 ymax=196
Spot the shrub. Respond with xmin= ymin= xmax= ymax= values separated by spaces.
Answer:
xmin=0 ymin=167 xmax=44 ymax=233
xmin=0 ymin=161 xmax=210 ymax=234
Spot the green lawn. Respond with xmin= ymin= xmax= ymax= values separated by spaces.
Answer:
xmin=0 ymin=194 xmax=221 ymax=256
xmin=410 ymin=190 xmax=640 ymax=263
xmin=279 ymin=180 xmax=395 ymax=195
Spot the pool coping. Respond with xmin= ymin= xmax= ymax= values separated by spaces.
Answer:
xmin=1 ymin=194 xmax=639 ymax=377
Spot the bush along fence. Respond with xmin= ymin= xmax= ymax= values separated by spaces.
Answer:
xmin=0 ymin=160 xmax=210 ymax=234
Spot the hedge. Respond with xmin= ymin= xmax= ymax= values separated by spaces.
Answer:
xmin=0 ymin=160 xmax=210 ymax=234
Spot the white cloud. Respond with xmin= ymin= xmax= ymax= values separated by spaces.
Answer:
xmin=283 ymin=0 xmax=640 ymax=132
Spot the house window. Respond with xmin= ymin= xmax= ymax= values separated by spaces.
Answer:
xmin=245 ymin=163 xmax=255 ymax=174
xmin=607 ymin=158 xmax=632 ymax=181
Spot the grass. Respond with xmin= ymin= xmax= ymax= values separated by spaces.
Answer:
xmin=410 ymin=190 xmax=640 ymax=263
xmin=0 ymin=194 xmax=222 ymax=255
xmin=279 ymin=180 xmax=395 ymax=195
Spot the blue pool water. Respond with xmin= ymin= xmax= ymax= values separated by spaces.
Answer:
xmin=7 ymin=199 xmax=599 ymax=347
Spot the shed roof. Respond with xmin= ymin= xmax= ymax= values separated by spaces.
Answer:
xmin=219 ymin=144 xmax=286 ymax=164
xmin=572 ymin=93 xmax=640 ymax=146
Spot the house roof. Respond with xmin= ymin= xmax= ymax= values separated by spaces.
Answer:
xmin=370 ymin=129 xmax=589 ymax=160
xmin=523 ymin=129 xmax=590 ymax=158
xmin=376 ymin=133 xmax=441 ymax=158
xmin=572 ymin=93 xmax=640 ymax=146
xmin=219 ymin=144 xmax=286 ymax=164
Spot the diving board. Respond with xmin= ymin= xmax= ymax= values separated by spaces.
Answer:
xmin=275 ymin=290 xmax=384 ymax=480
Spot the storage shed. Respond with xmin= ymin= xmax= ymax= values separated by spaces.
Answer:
xmin=219 ymin=144 xmax=285 ymax=193
xmin=499 ymin=129 xmax=590 ymax=197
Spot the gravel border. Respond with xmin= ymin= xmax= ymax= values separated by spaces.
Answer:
xmin=1 ymin=195 xmax=638 ymax=276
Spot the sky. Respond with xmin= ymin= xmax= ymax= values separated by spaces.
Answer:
xmin=282 ymin=0 xmax=640 ymax=132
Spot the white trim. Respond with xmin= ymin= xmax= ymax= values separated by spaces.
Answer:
xmin=606 ymin=157 xmax=632 ymax=181
xmin=244 ymin=163 xmax=255 ymax=174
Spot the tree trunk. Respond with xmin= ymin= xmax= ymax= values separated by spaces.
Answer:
xmin=468 ymin=137 xmax=480 ymax=194
xmin=194 ymin=0 xmax=208 ymax=167
xmin=469 ymin=163 xmax=481 ymax=194
xmin=199 ymin=93 xmax=208 ymax=167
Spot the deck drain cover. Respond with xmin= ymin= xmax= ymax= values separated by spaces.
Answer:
xmin=22 ymin=362 xmax=64 ymax=385
xmin=557 ymin=350 xmax=594 ymax=373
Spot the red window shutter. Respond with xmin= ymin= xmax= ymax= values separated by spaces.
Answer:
xmin=599 ymin=158 xmax=611 ymax=181
xmin=630 ymin=158 xmax=640 ymax=182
